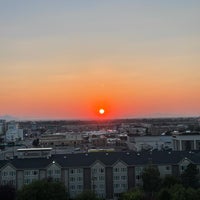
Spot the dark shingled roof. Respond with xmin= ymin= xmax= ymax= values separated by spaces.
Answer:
xmin=1 ymin=151 xmax=200 ymax=169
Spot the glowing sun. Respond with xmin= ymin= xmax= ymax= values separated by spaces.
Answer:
xmin=99 ymin=108 xmax=105 ymax=115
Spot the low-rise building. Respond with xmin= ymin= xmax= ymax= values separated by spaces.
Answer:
xmin=172 ymin=134 xmax=200 ymax=151
xmin=127 ymin=135 xmax=172 ymax=151
xmin=40 ymin=132 xmax=83 ymax=146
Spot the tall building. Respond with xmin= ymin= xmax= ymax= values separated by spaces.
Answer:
xmin=5 ymin=121 xmax=23 ymax=142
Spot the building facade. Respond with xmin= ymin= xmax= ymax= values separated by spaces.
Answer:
xmin=5 ymin=121 xmax=23 ymax=142
xmin=127 ymin=135 xmax=172 ymax=151
xmin=172 ymin=135 xmax=200 ymax=151
xmin=0 ymin=120 xmax=6 ymax=136
xmin=0 ymin=151 xmax=200 ymax=199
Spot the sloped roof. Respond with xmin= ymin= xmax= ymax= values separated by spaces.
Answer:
xmin=1 ymin=151 xmax=200 ymax=170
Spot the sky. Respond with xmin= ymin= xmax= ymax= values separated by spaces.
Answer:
xmin=0 ymin=0 xmax=200 ymax=120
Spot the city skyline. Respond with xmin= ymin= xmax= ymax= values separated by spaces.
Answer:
xmin=0 ymin=1 xmax=200 ymax=120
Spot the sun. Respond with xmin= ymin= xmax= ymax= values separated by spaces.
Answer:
xmin=99 ymin=108 xmax=105 ymax=115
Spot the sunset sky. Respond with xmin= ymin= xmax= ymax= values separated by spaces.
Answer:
xmin=0 ymin=1 xmax=200 ymax=120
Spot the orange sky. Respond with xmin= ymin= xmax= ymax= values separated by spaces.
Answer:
xmin=0 ymin=1 xmax=200 ymax=120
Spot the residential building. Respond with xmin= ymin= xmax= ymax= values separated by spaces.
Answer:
xmin=1 ymin=151 xmax=200 ymax=199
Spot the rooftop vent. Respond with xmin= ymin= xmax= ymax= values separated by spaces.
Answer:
xmin=106 ymin=153 xmax=109 ymax=156
xmin=52 ymin=160 xmax=55 ymax=164
xmin=126 ymin=152 xmax=130 ymax=155
xmin=85 ymin=153 xmax=88 ymax=156
xmin=168 ymin=152 xmax=171 ymax=154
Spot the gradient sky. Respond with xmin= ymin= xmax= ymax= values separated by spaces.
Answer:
xmin=0 ymin=0 xmax=200 ymax=120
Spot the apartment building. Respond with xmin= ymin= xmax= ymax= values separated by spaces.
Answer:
xmin=1 ymin=151 xmax=200 ymax=199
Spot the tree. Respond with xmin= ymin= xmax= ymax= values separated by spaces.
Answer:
xmin=142 ymin=166 xmax=161 ymax=197
xmin=120 ymin=188 xmax=144 ymax=200
xmin=32 ymin=138 xmax=39 ymax=147
xmin=185 ymin=187 xmax=198 ymax=200
xmin=75 ymin=190 xmax=101 ymax=200
xmin=196 ymin=188 xmax=200 ymax=199
xmin=162 ymin=175 xmax=181 ymax=188
xmin=156 ymin=188 xmax=171 ymax=200
xmin=17 ymin=179 xmax=68 ymax=200
xmin=0 ymin=184 xmax=16 ymax=200
xmin=181 ymin=164 xmax=199 ymax=188
xmin=169 ymin=184 xmax=186 ymax=200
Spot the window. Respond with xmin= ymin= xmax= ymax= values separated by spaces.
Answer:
xmin=121 ymin=184 xmax=127 ymax=188
xmin=99 ymin=184 xmax=104 ymax=189
xmin=166 ymin=166 xmax=170 ymax=170
xmin=24 ymin=179 xmax=31 ymax=184
xmin=114 ymin=184 xmax=119 ymax=188
xmin=121 ymin=176 xmax=127 ymax=180
xmin=77 ymin=177 xmax=83 ymax=181
xmin=121 ymin=168 xmax=127 ymax=172
xmin=55 ymin=170 xmax=60 ymax=175
xmin=70 ymin=185 xmax=75 ymax=190
xmin=77 ymin=169 xmax=82 ymax=173
xmin=47 ymin=170 xmax=52 ymax=176
xmin=3 ymin=172 xmax=8 ymax=176
xmin=136 ymin=175 xmax=140 ymax=180
xmin=99 ymin=168 xmax=104 ymax=173
xmin=136 ymin=167 xmax=143 ymax=173
xmin=70 ymin=169 xmax=74 ymax=174
xmin=70 ymin=177 xmax=76 ymax=182
xmin=9 ymin=171 xmax=16 ymax=176
xmin=77 ymin=185 xmax=83 ymax=190
xmin=33 ymin=171 xmax=38 ymax=175
xmin=181 ymin=166 xmax=185 ymax=171
xmin=114 ymin=176 xmax=120 ymax=180
xmin=114 ymin=168 xmax=120 ymax=172
xmin=92 ymin=168 xmax=97 ymax=173
xmin=99 ymin=176 xmax=104 ymax=181
xmin=92 ymin=184 xmax=97 ymax=189
xmin=92 ymin=176 xmax=97 ymax=181
xmin=24 ymin=171 xmax=31 ymax=176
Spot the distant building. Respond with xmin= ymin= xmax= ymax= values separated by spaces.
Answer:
xmin=173 ymin=134 xmax=200 ymax=151
xmin=31 ymin=121 xmax=37 ymax=131
xmin=40 ymin=132 xmax=83 ymax=147
xmin=5 ymin=121 xmax=23 ymax=142
xmin=0 ymin=120 xmax=6 ymax=136
xmin=127 ymin=135 xmax=172 ymax=151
